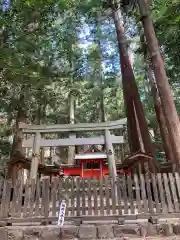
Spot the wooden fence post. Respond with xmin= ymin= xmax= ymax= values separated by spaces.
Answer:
xmin=30 ymin=132 xmax=41 ymax=181
xmin=105 ymin=129 xmax=117 ymax=182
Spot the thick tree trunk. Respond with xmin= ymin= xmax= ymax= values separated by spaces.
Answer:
xmin=112 ymin=6 xmax=158 ymax=170
xmin=138 ymin=0 xmax=180 ymax=165
xmin=10 ymin=94 xmax=26 ymax=158
xmin=8 ymin=93 xmax=26 ymax=181
xmin=147 ymin=66 xmax=174 ymax=162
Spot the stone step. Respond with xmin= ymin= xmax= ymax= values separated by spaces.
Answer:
xmin=4 ymin=222 xmax=180 ymax=239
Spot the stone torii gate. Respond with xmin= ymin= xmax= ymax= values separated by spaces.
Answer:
xmin=19 ymin=119 xmax=126 ymax=182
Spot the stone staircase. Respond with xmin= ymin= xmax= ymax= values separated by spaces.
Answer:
xmin=3 ymin=221 xmax=180 ymax=239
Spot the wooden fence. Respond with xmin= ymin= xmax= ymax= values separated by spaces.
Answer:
xmin=1 ymin=172 xmax=180 ymax=224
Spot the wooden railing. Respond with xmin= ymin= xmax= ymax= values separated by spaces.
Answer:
xmin=1 ymin=172 xmax=180 ymax=224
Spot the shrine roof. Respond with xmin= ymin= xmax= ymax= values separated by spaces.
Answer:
xmin=74 ymin=153 xmax=107 ymax=160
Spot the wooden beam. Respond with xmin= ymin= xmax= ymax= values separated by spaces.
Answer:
xmin=22 ymin=135 xmax=124 ymax=148
xmin=19 ymin=119 xmax=127 ymax=133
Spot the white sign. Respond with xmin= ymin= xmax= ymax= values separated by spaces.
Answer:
xmin=58 ymin=200 xmax=66 ymax=227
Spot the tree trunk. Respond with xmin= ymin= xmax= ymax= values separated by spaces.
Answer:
xmin=100 ymin=89 xmax=106 ymax=122
xmin=95 ymin=15 xmax=117 ymax=179
xmin=36 ymin=103 xmax=45 ymax=165
xmin=98 ymin=49 xmax=106 ymax=124
xmin=8 ymin=93 xmax=26 ymax=181
xmin=68 ymin=93 xmax=76 ymax=164
xmin=68 ymin=47 xmax=76 ymax=164
xmin=69 ymin=94 xmax=75 ymax=125
xmin=138 ymin=0 xmax=180 ymax=165
xmin=147 ymin=66 xmax=174 ymax=162
xmin=95 ymin=14 xmax=107 ymax=123
xmin=36 ymin=103 xmax=42 ymax=125
xmin=112 ymin=6 xmax=158 ymax=170
xmin=10 ymin=94 xmax=26 ymax=158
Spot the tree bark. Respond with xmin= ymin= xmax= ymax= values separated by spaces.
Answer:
xmin=68 ymin=46 xmax=76 ymax=164
xmin=138 ymin=0 xmax=180 ymax=165
xmin=147 ymin=66 xmax=174 ymax=162
xmin=95 ymin=14 xmax=107 ymax=123
xmin=10 ymin=94 xmax=26 ymax=158
xmin=100 ymin=89 xmax=106 ymax=122
xmin=36 ymin=103 xmax=42 ymax=125
xmin=112 ymin=5 xmax=158 ymax=170
xmin=36 ymin=103 xmax=46 ymax=165
xmin=96 ymin=14 xmax=117 ymax=179
xmin=8 ymin=93 xmax=26 ymax=181
xmin=68 ymin=93 xmax=76 ymax=164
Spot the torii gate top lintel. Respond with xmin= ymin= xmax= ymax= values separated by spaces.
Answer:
xmin=18 ymin=118 xmax=127 ymax=133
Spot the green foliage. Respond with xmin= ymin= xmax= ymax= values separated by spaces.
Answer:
xmin=0 ymin=0 xmax=124 ymax=168
xmin=0 ymin=0 xmax=179 ymax=169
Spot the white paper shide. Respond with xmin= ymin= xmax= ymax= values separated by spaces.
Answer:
xmin=58 ymin=200 xmax=66 ymax=226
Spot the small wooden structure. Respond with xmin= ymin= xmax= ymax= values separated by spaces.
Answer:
xmin=61 ymin=153 xmax=107 ymax=178
xmin=60 ymin=145 xmax=130 ymax=178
